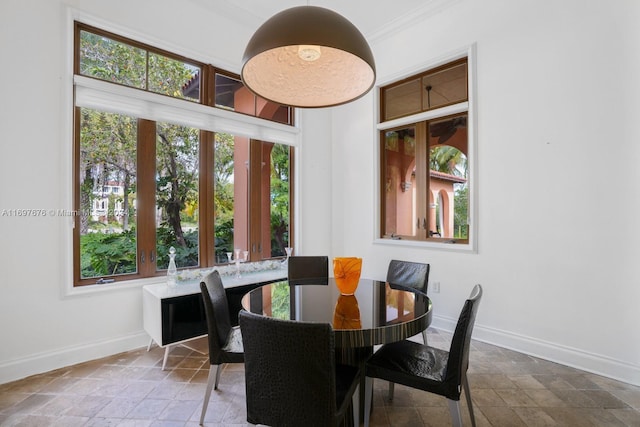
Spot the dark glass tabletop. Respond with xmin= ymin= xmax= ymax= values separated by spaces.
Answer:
xmin=241 ymin=278 xmax=432 ymax=348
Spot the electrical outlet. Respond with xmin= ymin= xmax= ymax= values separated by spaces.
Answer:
xmin=432 ymin=282 xmax=440 ymax=293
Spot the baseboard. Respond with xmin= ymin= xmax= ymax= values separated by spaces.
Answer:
xmin=0 ymin=331 xmax=149 ymax=385
xmin=430 ymin=315 xmax=640 ymax=387
xmin=3 ymin=320 xmax=639 ymax=388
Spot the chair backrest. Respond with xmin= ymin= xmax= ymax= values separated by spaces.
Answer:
xmin=288 ymin=255 xmax=329 ymax=285
xmin=444 ymin=284 xmax=483 ymax=396
xmin=200 ymin=270 xmax=233 ymax=363
xmin=386 ymin=259 xmax=430 ymax=294
xmin=239 ymin=310 xmax=337 ymax=427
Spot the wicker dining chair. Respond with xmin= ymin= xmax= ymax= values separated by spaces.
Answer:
xmin=239 ymin=309 xmax=361 ymax=427
xmin=199 ymin=270 xmax=244 ymax=425
xmin=387 ymin=259 xmax=430 ymax=344
xmin=364 ymin=284 xmax=483 ymax=427
xmin=288 ymin=255 xmax=329 ymax=285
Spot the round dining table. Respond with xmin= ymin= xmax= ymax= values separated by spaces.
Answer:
xmin=240 ymin=277 xmax=432 ymax=349
xmin=240 ymin=277 xmax=432 ymax=421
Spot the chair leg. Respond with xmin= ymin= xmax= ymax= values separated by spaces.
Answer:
xmin=200 ymin=367 xmax=217 ymax=425
xmin=422 ymin=329 xmax=428 ymax=345
xmin=462 ymin=373 xmax=477 ymax=427
xmin=214 ymin=363 xmax=223 ymax=390
xmin=352 ymin=384 xmax=359 ymax=427
xmin=447 ymin=399 xmax=463 ymax=427
xmin=388 ymin=381 xmax=395 ymax=401
xmin=147 ymin=337 xmax=154 ymax=351
xmin=364 ymin=377 xmax=373 ymax=427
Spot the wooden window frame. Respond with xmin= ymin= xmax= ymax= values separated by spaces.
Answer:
xmin=72 ymin=24 xmax=295 ymax=287
xmin=75 ymin=23 xmax=205 ymax=102
xmin=74 ymin=23 xmax=293 ymax=125
xmin=378 ymin=53 xmax=474 ymax=248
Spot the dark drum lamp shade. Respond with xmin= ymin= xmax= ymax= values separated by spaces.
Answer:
xmin=241 ymin=6 xmax=376 ymax=108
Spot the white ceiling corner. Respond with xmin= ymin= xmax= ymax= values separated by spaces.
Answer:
xmin=186 ymin=0 xmax=461 ymax=42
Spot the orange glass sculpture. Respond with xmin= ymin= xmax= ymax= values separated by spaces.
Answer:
xmin=333 ymin=295 xmax=362 ymax=330
xmin=333 ymin=257 xmax=362 ymax=295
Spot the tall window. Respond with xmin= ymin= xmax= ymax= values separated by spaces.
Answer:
xmin=379 ymin=57 xmax=472 ymax=244
xmin=78 ymin=109 xmax=139 ymax=278
xmin=74 ymin=23 xmax=294 ymax=286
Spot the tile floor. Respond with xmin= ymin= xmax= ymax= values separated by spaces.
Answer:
xmin=1 ymin=329 xmax=639 ymax=426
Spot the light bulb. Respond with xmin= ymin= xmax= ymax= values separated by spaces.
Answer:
xmin=298 ymin=45 xmax=321 ymax=61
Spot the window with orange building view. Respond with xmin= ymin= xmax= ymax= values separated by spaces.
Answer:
xmin=380 ymin=58 xmax=470 ymax=243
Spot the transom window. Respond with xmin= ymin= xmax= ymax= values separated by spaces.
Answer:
xmin=79 ymin=28 xmax=201 ymax=102
xmin=381 ymin=58 xmax=467 ymax=122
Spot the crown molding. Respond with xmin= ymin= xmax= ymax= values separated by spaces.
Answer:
xmin=366 ymin=0 xmax=462 ymax=43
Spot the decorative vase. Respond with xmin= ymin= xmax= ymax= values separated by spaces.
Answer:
xmin=166 ymin=246 xmax=177 ymax=288
xmin=281 ymin=247 xmax=293 ymax=269
xmin=333 ymin=257 xmax=362 ymax=295
xmin=332 ymin=295 xmax=362 ymax=330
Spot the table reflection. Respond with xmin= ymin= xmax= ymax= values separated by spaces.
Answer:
xmin=333 ymin=295 xmax=362 ymax=330
xmin=241 ymin=278 xmax=431 ymax=348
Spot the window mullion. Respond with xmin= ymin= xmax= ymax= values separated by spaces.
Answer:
xmin=137 ymin=119 xmax=157 ymax=276
xmin=199 ymin=65 xmax=215 ymax=266
xmin=202 ymin=65 xmax=215 ymax=107
xmin=72 ymin=107 xmax=82 ymax=284
xmin=200 ymin=130 xmax=215 ymax=267
xmin=248 ymin=140 xmax=262 ymax=261
xmin=415 ymin=122 xmax=429 ymax=239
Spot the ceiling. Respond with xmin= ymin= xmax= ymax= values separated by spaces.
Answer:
xmin=186 ymin=0 xmax=457 ymax=41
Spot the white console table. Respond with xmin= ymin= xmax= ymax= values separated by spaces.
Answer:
xmin=143 ymin=269 xmax=287 ymax=370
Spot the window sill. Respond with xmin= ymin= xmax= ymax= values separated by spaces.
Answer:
xmin=373 ymin=237 xmax=476 ymax=253
xmin=64 ymin=259 xmax=288 ymax=298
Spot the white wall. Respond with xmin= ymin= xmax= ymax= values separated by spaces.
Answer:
xmin=0 ymin=0 xmax=261 ymax=384
xmin=295 ymin=109 xmax=333 ymax=256
xmin=331 ymin=0 xmax=640 ymax=385
xmin=1 ymin=0 xmax=638 ymax=387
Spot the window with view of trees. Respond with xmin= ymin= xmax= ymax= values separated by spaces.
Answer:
xmin=73 ymin=23 xmax=294 ymax=286
xmin=379 ymin=57 xmax=472 ymax=244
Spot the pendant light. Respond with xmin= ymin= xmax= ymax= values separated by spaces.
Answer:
xmin=241 ymin=6 xmax=376 ymax=108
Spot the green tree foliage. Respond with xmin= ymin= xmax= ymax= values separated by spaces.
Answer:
xmin=430 ymin=145 xmax=469 ymax=239
xmin=270 ymin=144 xmax=290 ymax=256
xmin=454 ymin=185 xmax=469 ymax=238
xmin=429 ymin=145 xmax=467 ymax=177
xmin=80 ymin=109 xmax=137 ymax=234
xmin=79 ymin=30 xmax=201 ymax=277
xmin=156 ymin=122 xmax=199 ymax=249
xmin=77 ymin=29 xmax=290 ymax=276
xmin=81 ymin=229 xmax=137 ymax=277
xmin=156 ymin=228 xmax=199 ymax=270
xmin=148 ymin=53 xmax=198 ymax=100
xmin=269 ymin=282 xmax=291 ymax=320
xmin=214 ymin=133 xmax=235 ymax=262
xmin=79 ymin=31 xmax=146 ymax=88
